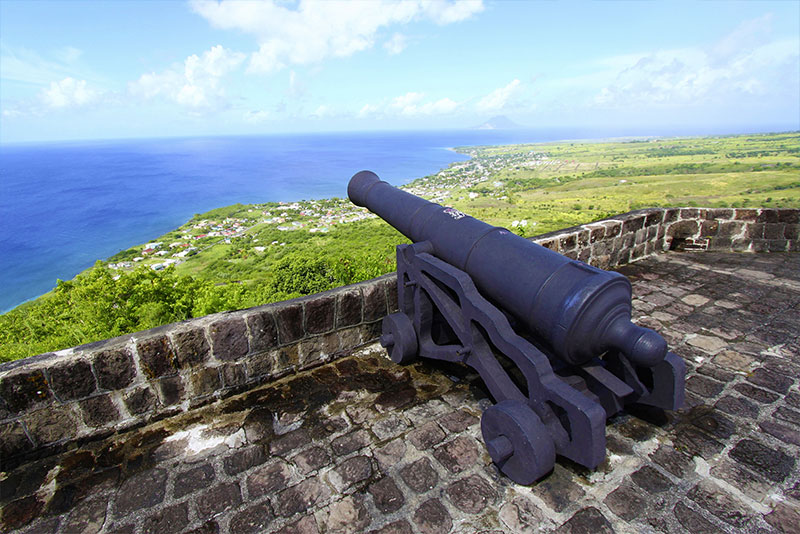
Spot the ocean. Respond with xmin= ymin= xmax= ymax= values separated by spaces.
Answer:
xmin=0 ymin=126 xmax=766 ymax=313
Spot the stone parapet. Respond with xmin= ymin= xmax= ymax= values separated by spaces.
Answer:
xmin=531 ymin=207 xmax=799 ymax=269
xmin=0 ymin=275 xmax=398 ymax=469
xmin=1 ymin=207 xmax=797 ymax=466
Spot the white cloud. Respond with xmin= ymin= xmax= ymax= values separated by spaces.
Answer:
xmin=390 ymin=91 xmax=459 ymax=115
xmin=190 ymin=0 xmax=484 ymax=73
xmin=244 ymin=109 xmax=270 ymax=123
xmin=384 ymin=33 xmax=408 ymax=55
xmin=592 ymin=15 xmax=799 ymax=108
xmin=40 ymin=77 xmax=100 ymax=108
xmin=476 ymin=79 xmax=522 ymax=113
xmin=129 ymin=45 xmax=245 ymax=109
xmin=358 ymin=103 xmax=380 ymax=118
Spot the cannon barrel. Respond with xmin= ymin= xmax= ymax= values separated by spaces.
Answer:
xmin=348 ymin=170 xmax=667 ymax=368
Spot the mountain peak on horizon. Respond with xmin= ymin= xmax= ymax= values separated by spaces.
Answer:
xmin=472 ymin=115 xmax=524 ymax=130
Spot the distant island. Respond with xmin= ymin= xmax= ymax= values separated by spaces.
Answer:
xmin=472 ymin=115 xmax=524 ymax=130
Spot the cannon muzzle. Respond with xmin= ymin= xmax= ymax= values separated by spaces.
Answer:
xmin=348 ymin=170 xmax=666 ymax=368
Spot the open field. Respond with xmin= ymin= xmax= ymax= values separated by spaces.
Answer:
xmin=2 ymin=132 xmax=798 ymax=360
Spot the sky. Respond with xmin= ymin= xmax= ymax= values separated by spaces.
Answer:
xmin=1 ymin=0 xmax=798 ymax=143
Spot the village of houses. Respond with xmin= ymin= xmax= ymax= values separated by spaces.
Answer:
xmin=107 ymin=149 xmax=560 ymax=273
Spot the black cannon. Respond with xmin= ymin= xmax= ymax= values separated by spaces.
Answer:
xmin=348 ymin=170 xmax=685 ymax=484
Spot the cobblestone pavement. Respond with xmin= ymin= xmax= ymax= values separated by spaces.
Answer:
xmin=2 ymin=252 xmax=799 ymax=534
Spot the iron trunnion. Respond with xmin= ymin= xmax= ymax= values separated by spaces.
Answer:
xmin=348 ymin=171 xmax=685 ymax=485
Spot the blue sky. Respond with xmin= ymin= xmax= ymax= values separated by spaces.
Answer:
xmin=1 ymin=0 xmax=798 ymax=143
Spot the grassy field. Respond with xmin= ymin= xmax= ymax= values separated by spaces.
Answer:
xmin=1 ymin=131 xmax=798 ymax=361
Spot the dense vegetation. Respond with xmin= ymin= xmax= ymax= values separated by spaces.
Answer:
xmin=1 ymin=132 xmax=798 ymax=361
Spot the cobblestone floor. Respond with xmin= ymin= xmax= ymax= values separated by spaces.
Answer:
xmin=2 ymin=252 xmax=799 ymax=534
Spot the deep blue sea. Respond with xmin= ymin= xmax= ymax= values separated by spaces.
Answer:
xmin=0 ymin=126 xmax=779 ymax=313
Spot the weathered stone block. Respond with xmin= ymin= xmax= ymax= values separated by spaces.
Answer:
xmin=622 ymin=216 xmax=645 ymax=234
xmin=114 ymin=468 xmax=167 ymax=517
xmin=499 ymin=496 xmax=549 ymax=533
xmin=733 ymin=383 xmax=779 ymax=404
xmin=368 ymin=520 xmax=412 ymax=534
xmin=374 ymin=439 xmax=407 ymax=472
xmin=336 ymin=289 xmax=362 ymax=328
xmin=174 ymin=464 xmax=215 ymax=498
xmin=208 ymin=317 xmax=249 ymax=361
xmin=673 ymin=502 xmax=717 ymax=534
xmin=300 ymin=333 xmax=340 ymax=367
xmin=158 ymin=375 xmax=184 ymax=406
xmin=446 ymin=475 xmax=497 ymax=514
xmin=224 ymin=445 xmax=267 ymax=476
xmin=765 ymin=502 xmax=800 ymax=534
xmin=559 ymin=507 xmax=614 ymax=534
xmin=93 ymin=346 xmax=136 ymax=390
xmin=604 ymin=482 xmax=647 ymax=521
xmin=0 ymin=369 xmax=52 ymax=413
xmin=729 ymin=438 xmax=794 ymax=482
xmin=331 ymin=429 xmax=370 ymax=457
xmin=1 ymin=495 xmax=44 ymax=531
xmin=559 ymin=233 xmax=577 ymax=251
xmin=245 ymin=309 xmax=279 ymax=353
xmin=690 ymin=409 xmax=735 ymax=439
xmin=79 ymin=394 xmax=120 ymax=428
xmin=785 ymin=224 xmax=800 ymax=240
xmin=746 ymin=222 xmax=765 ymax=239
xmin=304 ymin=295 xmax=336 ymax=335
xmin=630 ymin=465 xmax=673 ymax=494
xmin=229 ymin=503 xmax=274 ymax=534
xmin=49 ymin=359 xmax=96 ymax=401
xmin=0 ymin=421 xmax=34 ymax=460
xmin=408 ymin=421 xmax=445 ymax=450
xmin=589 ymin=225 xmax=605 ymax=242
xmin=672 ymin=425 xmax=724 ymax=459
xmin=328 ymin=456 xmax=372 ymax=492
xmin=686 ymin=375 xmax=725 ymax=399
xmin=757 ymin=209 xmax=779 ymax=223
xmin=362 ymin=281 xmax=388 ymax=322
xmin=273 ymin=302 xmax=305 ymax=345
xmin=247 ymin=460 xmax=293 ymax=498
xmin=645 ymin=211 xmax=664 ymax=226
xmin=196 ymin=482 xmax=242 ymax=519
xmin=171 ymin=327 xmax=211 ymax=368
xmin=532 ymin=465 xmax=585 ymax=513
xmin=136 ymin=335 xmax=177 ymax=378
xmin=292 ymin=446 xmax=331 ymax=474
xmin=24 ymin=406 xmax=77 ymax=445
xmin=688 ymin=480 xmax=751 ymax=527
xmin=774 ymin=406 xmax=800 ymax=427
xmin=413 ymin=499 xmax=452 ymax=534
xmin=190 ymin=367 xmax=221 ymax=397
xmin=270 ymin=428 xmax=310 ymax=456
xmin=433 ymin=436 xmax=479 ymax=474
xmin=668 ymin=219 xmax=699 ymax=239
xmin=275 ymin=477 xmax=331 ymax=517
xmin=141 ymin=502 xmax=189 ymax=534
xmin=400 ymin=458 xmax=438 ymax=494
xmin=368 ymin=476 xmax=404 ymax=513
xmin=323 ymin=495 xmax=369 ymax=534
xmin=221 ymin=363 xmax=247 ymax=388
xmin=123 ymin=386 xmax=156 ymax=415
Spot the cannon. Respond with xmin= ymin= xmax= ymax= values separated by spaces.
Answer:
xmin=348 ymin=170 xmax=685 ymax=484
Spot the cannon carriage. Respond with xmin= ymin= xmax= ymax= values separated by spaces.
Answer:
xmin=348 ymin=170 xmax=685 ymax=484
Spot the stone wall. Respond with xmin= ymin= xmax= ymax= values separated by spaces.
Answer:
xmin=1 ymin=207 xmax=797 ymax=467
xmin=531 ymin=207 xmax=799 ymax=268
